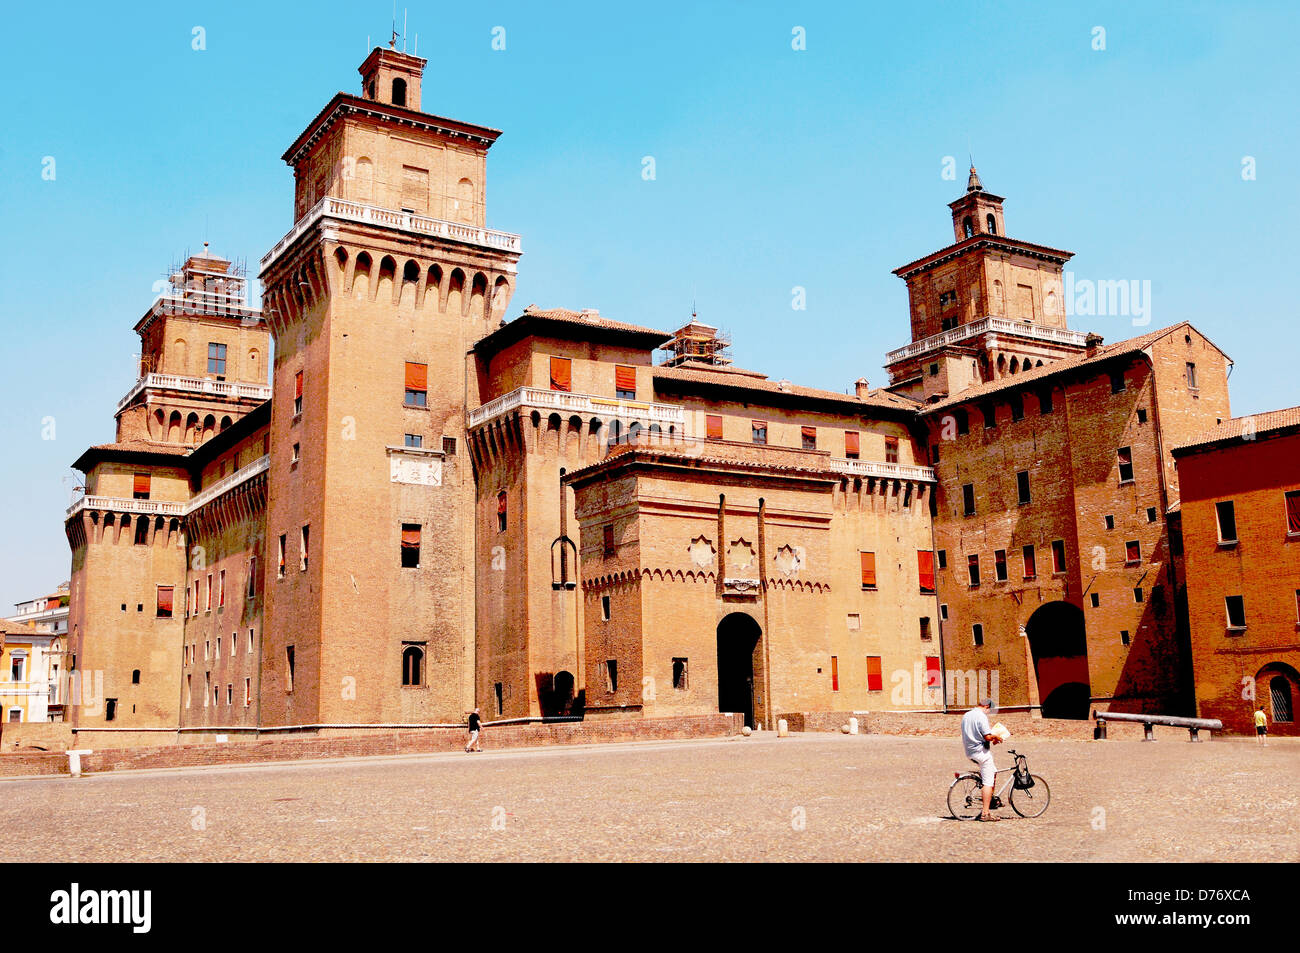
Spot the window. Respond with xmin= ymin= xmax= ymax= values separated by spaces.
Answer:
xmin=215 ymin=637 xmax=221 ymax=659
xmin=930 ymin=443 xmax=939 ymax=464
xmin=1090 ymin=592 xmax=1100 ymax=608
xmin=1286 ymin=491 xmax=1300 ymax=536
xmin=1038 ymin=389 xmax=1053 ymax=415
xmin=955 ymin=410 xmax=969 ymax=436
xmin=205 ymin=640 xmax=210 ymax=660
xmin=751 ymin=420 xmax=768 ymax=445
xmin=105 ymin=698 xmax=117 ymax=721
xmin=133 ymin=472 xmax=151 ymax=500
xmin=1104 ymin=514 xmax=1115 ymax=530
xmin=248 ymin=556 xmax=257 ymax=599
xmin=1147 ymin=507 xmax=1158 ymax=523
xmin=300 ymin=526 xmax=309 ymax=572
xmin=1125 ymin=540 xmax=1141 ymax=565
xmin=286 ymin=645 xmax=295 ymax=692
xmin=134 ymin=517 xmax=149 ymax=545
xmin=442 ymin=436 xmax=457 ymax=456
xmin=615 ymin=365 xmax=636 ymax=399
xmin=1216 ymin=501 xmax=1238 ymax=544
xmin=925 ymin=657 xmax=941 ymax=690
xmin=494 ymin=683 xmax=503 ymax=716
xmin=497 ymin=491 xmax=508 ymax=532
xmin=402 ymin=644 xmax=425 ymax=686
xmin=920 ymin=617 xmax=932 ymax=641
xmin=962 ymin=483 xmax=976 ymax=516
xmin=918 ymin=551 xmax=935 ymax=593
xmin=967 ymin=554 xmax=980 ymax=587
xmin=1225 ymin=595 xmax=1246 ymax=630
xmin=248 ymin=629 xmax=255 ymax=654
xmin=1023 ymin=544 xmax=1036 ymax=579
xmin=404 ymin=362 xmax=428 ymax=407
xmin=156 ymin=586 xmax=174 ymax=618
xmin=1051 ymin=540 xmax=1066 ymax=573
xmin=244 ymin=678 xmax=251 ymax=707
xmin=604 ymin=660 xmax=618 ymax=693
xmin=939 ymin=603 xmax=948 ymax=620
xmin=803 ymin=427 xmax=818 ymax=451
xmin=1016 ymin=471 xmax=1030 ymax=505
xmin=1186 ymin=362 xmax=1197 ymax=389
xmin=601 ymin=595 xmax=611 ymax=621
xmin=860 ymin=552 xmax=877 ymax=590
xmin=226 ymin=684 xmax=233 ymax=706
xmin=404 ymin=433 xmax=423 ymax=448
xmin=392 ymin=77 xmax=407 ymax=106
xmin=844 ymin=431 xmax=860 ymax=459
xmin=218 ymin=570 xmax=226 ymax=607
xmin=939 ymin=290 xmax=957 ymax=307
xmin=1120 ymin=630 xmax=1131 ymax=646
xmin=205 ymin=574 xmax=212 ymax=611
xmin=866 ymin=656 xmax=882 ymax=692
xmin=1137 ymin=408 xmax=1147 ymax=424
xmin=294 ymin=370 xmax=303 ymax=416
xmin=706 ymin=414 xmax=723 ymax=440
xmin=207 ymin=342 xmax=227 ymax=377
xmin=1109 ymin=369 xmax=1125 ymax=393
xmin=599 ymin=523 xmax=617 ymax=557
xmin=1117 ymin=447 xmax=1134 ymax=484
xmin=1134 ymin=587 xmax=1144 ymax=603
xmin=278 ymin=534 xmax=286 ymax=577
xmin=186 ymin=675 xmax=192 ymax=708
xmin=830 ymin=656 xmax=839 ymax=692
xmin=672 ymin=658 xmax=688 ymax=690
xmin=929 ymin=362 xmax=939 ymax=377
xmin=549 ymin=356 xmax=572 ymax=393
xmin=994 ymin=549 xmax=1008 ymax=581
xmin=981 ymin=404 xmax=996 ymax=429
xmin=10 ymin=655 xmax=25 ymax=682
xmin=884 ymin=436 xmax=898 ymax=462
xmin=847 ymin=613 xmax=861 ymax=631
xmin=1009 ymin=394 xmax=1024 ymax=422
xmin=972 ymin=624 xmax=984 ymax=647
xmin=401 ymin=523 xmax=421 ymax=568
xmin=937 ymin=549 xmax=947 ymax=570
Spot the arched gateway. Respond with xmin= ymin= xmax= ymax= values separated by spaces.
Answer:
xmin=1025 ymin=601 xmax=1090 ymax=719
xmin=717 ymin=613 xmax=762 ymax=729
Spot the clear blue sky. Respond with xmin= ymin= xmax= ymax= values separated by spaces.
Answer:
xmin=2 ymin=1 xmax=1297 ymax=610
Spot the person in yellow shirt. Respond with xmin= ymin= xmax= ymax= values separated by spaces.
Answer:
xmin=1254 ymin=706 xmax=1268 ymax=745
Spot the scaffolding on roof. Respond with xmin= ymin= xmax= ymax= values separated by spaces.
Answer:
xmin=659 ymin=315 xmax=732 ymax=368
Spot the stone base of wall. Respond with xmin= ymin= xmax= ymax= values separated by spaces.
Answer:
xmin=1 ymin=722 xmax=75 ymax=752
xmin=778 ymin=711 xmax=870 ymax=733
xmin=867 ymin=710 xmax=1146 ymax=741
xmin=0 ymin=713 xmax=741 ymax=778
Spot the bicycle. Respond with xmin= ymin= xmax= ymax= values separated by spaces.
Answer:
xmin=947 ymin=749 xmax=1050 ymax=820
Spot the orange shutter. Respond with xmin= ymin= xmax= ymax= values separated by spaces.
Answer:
xmin=802 ymin=426 xmax=817 ymax=441
xmin=294 ymin=370 xmax=303 ymax=398
xmin=866 ymin=656 xmax=883 ymax=692
xmin=615 ymin=365 xmax=636 ymax=393
xmin=401 ymin=526 xmax=421 ymax=549
xmin=549 ymin=357 xmax=572 ymax=392
xmin=156 ymin=586 xmax=173 ymax=613
xmin=405 ymin=362 xmax=427 ymax=392
xmin=133 ymin=473 xmax=151 ymax=495
xmin=918 ymin=550 xmax=935 ymax=592
xmin=706 ymin=415 xmax=723 ymax=440
xmin=1287 ymin=492 xmax=1300 ymax=534
xmin=860 ymin=552 xmax=877 ymax=588
xmin=497 ymin=491 xmax=508 ymax=515
xmin=845 ymin=431 xmax=860 ymax=455
xmin=925 ymin=656 xmax=941 ymax=688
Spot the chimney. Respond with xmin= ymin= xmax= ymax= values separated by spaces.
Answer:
xmin=854 ymin=377 xmax=871 ymax=399
xmin=1085 ymin=333 xmax=1103 ymax=357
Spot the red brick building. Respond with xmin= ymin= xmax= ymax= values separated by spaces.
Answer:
xmin=1173 ymin=409 xmax=1300 ymax=734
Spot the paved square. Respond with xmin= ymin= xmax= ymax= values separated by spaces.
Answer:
xmin=2 ymin=733 xmax=1297 ymax=862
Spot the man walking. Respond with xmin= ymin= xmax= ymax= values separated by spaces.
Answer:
xmin=1255 ymin=705 xmax=1268 ymax=745
xmin=960 ymin=698 xmax=1003 ymax=821
xmin=466 ymin=708 xmax=483 ymax=753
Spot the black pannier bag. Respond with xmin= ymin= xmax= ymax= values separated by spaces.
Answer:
xmin=1013 ymin=754 xmax=1035 ymax=789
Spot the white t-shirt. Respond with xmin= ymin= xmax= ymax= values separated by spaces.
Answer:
xmin=961 ymin=706 xmax=992 ymax=759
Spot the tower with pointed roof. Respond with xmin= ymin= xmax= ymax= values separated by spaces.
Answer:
xmin=884 ymin=168 xmax=1089 ymax=403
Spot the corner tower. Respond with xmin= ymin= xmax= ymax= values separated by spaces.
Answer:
xmin=884 ymin=169 xmax=1088 ymax=402
xmin=257 ymin=48 xmax=521 ymax=728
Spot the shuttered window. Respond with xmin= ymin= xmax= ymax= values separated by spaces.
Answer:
xmin=918 ymin=551 xmax=935 ymax=593
xmin=294 ymin=370 xmax=304 ymax=415
xmin=1286 ymin=491 xmax=1300 ymax=535
xmin=751 ymin=420 xmax=767 ymax=445
xmin=866 ymin=656 xmax=883 ymax=692
xmin=925 ymin=657 xmax=941 ymax=689
xmin=549 ymin=357 xmax=572 ymax=392
xmin=133 ymin=473 xmax=151 ymax=500
xmin=706 ymin=415 xmax=723 ymax=440
xmin=830 ymin=656 xmax=839 ymax=692
xmin=860 ymin=552 xmax=877 ymax=589
xmin=801 ymin=426 xmax=817 ymax=450
xmin=614 ymin=365 xmax=636 ymax=398
xmin=401 ymin=523 xmax=421 ymax=568
xmin=156 ymin=586 xmax=173 ymax=618
xmin=844 ymin=431 xmax=860 ymax=458
xmin=405 ymin=362 xmax=428 ymax=407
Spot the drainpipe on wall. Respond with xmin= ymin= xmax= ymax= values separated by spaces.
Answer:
xmin=758 ymin=497 xmax=773 ymax=730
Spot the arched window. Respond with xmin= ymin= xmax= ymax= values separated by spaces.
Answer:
xmin=402 ymin=645 xmax=424 ymax=686
xmin=963 ymin=216 xmax=974 ymax=238
xmin=986 ymin=213 xmax=997 ymax=235
xmin=132 ymin=669 xmax=141 ymax=684
xmin=392 ymin=78 xmax=407 ymax=107
xmin=403 ymin=260 xmax=420 ymax=283
xmin=1271 ymin=676 xmax=1294 ymax=723
xmin=1009 ymin=357 xmax=1020 ymax=375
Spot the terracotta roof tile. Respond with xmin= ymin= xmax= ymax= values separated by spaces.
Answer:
xmin=652 ymin=363 xmax=920 ymax=412
xmin=516 ymin=305 xmax=670 ymax=338
xmin=1171 ymin=405 xmax=1300 ymax=454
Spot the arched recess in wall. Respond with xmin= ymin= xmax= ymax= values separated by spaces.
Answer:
xmin=469 ymin=272 xmax=487 ymax=320
xmin=152 ymin=409 xmax=166 ymax=439
xmin=173 ymin=338 xmax=187 ymax=373
xmin=400 ymin=260 xmax=420 ymax=309
xmin=185 ymin=413 xmax=199 ymax=443
xmin=354 ymin=157 xmax=373 ymax=203
xmin=992 ymin=280 xmax=1005 ymax=315
xmin=425 ymin=264 xmax=444 ymax=311
xmin=456 ymin=178 xmax=474 ymax=222
xmin=446 ymin=268 xmax=466 ymax=316
xmin=352 ymin=252 xmax=372 ymax=299
xmin=376 ymin=256 xmax=396 ymax=300
xmin=168 ymin=411 xmax=182 ymax=442
xmin=491 ymin=276 xmax=510 ymax=319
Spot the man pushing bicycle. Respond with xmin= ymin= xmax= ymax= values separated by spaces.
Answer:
xmin=960 ymin=698 xmax=1003 ymax=822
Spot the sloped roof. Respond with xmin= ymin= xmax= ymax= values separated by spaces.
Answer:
xmin=653 ymin=362 xmax=921 ymax=415
xmin=919 ymin=322 xmax=1218 ymax=414
xmin=473 ymin=305 xmax=672 ymax=355
xmin=1171 ymin=405 xmax=1300 ymax=455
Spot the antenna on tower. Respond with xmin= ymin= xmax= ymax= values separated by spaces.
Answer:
xmin=403 ymin=9 xmax=408 ymax=52
xmin=390 ymin=1 xmax=398 ymax=48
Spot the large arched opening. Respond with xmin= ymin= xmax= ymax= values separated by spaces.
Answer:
xmin=1025 ymin=601 xmax=1090 ymax=719
xmin=1256 ymin=662 xmax=1300 ymax=735
xmin=717 ymin=612 xmax=762 ymax=729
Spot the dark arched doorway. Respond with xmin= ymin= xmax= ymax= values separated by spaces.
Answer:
xmin=1025 ymin=601 xmax=1090 ymax=719
xmin=1257 ymin=662 xmax=1300 ymax=734
xmin=717 ymin=613 xmax=761 ymax=729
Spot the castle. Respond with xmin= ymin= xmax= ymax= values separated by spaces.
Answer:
xmin=59 ymin=46 xmax=1295 ymax=744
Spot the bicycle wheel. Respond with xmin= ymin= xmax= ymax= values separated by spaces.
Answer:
xmin=1010 ymin=775 xmax=1050 ymax=818
xmin=947 ymin=775 xmax=984 ymax=820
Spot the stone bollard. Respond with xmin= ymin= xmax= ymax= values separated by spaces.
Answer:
xmin=741 ymin=726 xmax=752 ymax=737
xmin=848 ymin=717 xmax=859 ymax=735
xmin=66 ymin=750 xmax=93 ymax=778
xmin=777 ymin=719 xmax=789 ymax=738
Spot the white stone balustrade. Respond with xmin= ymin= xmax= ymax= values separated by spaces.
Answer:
xmin=468 ymin=387 xmax=685 ymax=431
xmin=884 ymin=316 xmax=1088 ymax=364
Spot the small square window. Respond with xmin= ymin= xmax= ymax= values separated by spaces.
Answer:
xmin=1120 ymin=630 xmax=1131 ymax=646
xmin=1225 ymin=595 xmax=1246 ymax=630
xmin=1134 ymin=587 xmax=1144 ymax=603
xmin=442 ymin=436 xmax=457 ymax=455
xmin=1146 ymin=507 xmax=1158 ymax=523
xmin=939 ymin=603 xmax=949 ymax=621
xmin=1110 ymin=370 xmax=1126 ymax=393
xmin=1216 ymin=500 xmax=1238 ymax=544
xmin=847 ymin=613 xmax=861 ymax=631
xmin=1125 ymin=540 xmax=1141 ymax=565
xmin=1117 ymin=447 xmax=1134 ymax=484
xmin=972 ymin=624 xmax=984 ymax=647
xmin=404 ymin=433 xmax=423 ymax=448
xmin=672 ymin=658 xmax=688 ymax=690
xmin=937 ymin=549 xmax=947 ymax=570
xmin=604 ymin=659 xmax=618 ymax=693
xmin=1137 ymin=408 xmax=1148 ymax=424
xmin=603 ymin=524 xmax=616 ymax=556
xmin=1104 ymin=514 xmax=1115 ymax=530
xmin=1090 ymin=592 xmax=1100 ymax=608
